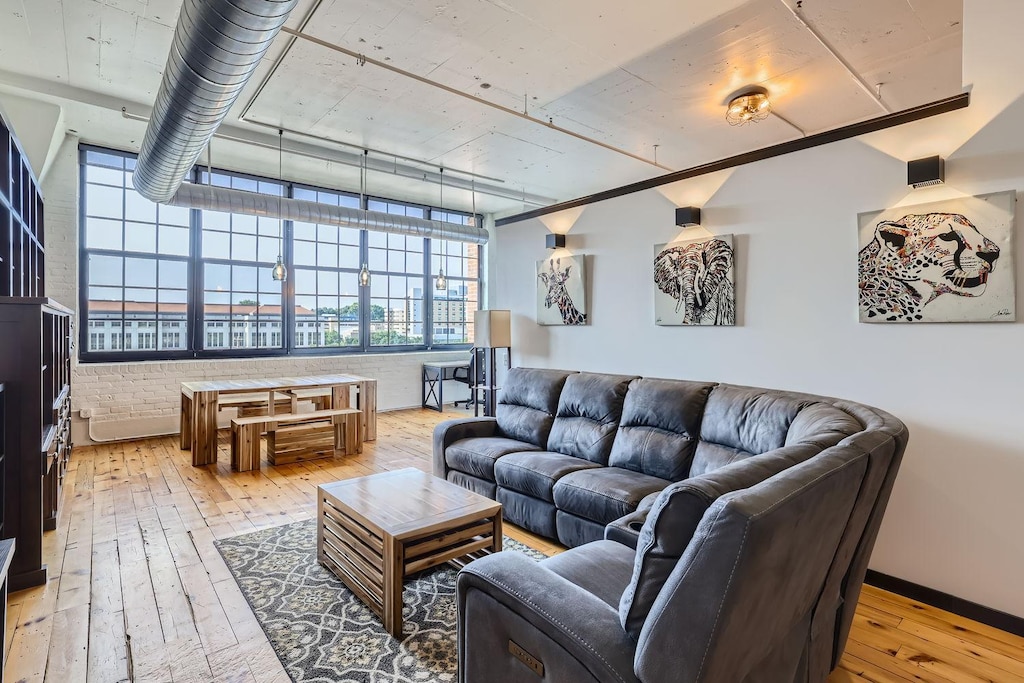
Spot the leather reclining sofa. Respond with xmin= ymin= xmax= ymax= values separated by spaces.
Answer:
xmin=433 ymin=367 xmax=908 ymax=682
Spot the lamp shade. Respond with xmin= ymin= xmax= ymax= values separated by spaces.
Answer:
xmin=475 ymin=309 xmax=511 ymax=348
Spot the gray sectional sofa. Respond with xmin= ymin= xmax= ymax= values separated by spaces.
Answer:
xmin=433 ymin=367 xmax=908 ymax=681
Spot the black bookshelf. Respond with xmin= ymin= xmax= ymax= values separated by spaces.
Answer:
xmin=0 ymin=298 xmax=72 ymax=590
xmin=0 ymin=114 xmax=44 ymax=297
xmin=0 ymin=111 xmax=72 ymax=592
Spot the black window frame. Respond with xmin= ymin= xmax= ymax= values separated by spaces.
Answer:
xmin=78 ymin=144 xmax=484 ymax=363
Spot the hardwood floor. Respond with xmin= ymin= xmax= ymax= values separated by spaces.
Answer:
xmin=3 ymin=408 xmax=1021 ymax=682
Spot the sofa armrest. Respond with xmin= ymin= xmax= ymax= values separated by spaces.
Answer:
xmin=605 ymin=510 xmax=646 ymax=549
xmin=432 ymin=417 xmax=498 ymax=478
xmin=605 ymin=490 xmax=662 ymax=549
xmin=458 ymin=552 xmax=638 ymax=683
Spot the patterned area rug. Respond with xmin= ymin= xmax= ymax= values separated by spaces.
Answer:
xmin=215 ymin=518 xmax=546 ymax=683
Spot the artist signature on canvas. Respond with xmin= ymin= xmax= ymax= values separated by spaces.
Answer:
xmin=992 ymin=309 xmax=1012 ymax=318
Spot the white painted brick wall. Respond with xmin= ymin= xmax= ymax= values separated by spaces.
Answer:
xmin=42 ymin=137 xmax=470 ymax=444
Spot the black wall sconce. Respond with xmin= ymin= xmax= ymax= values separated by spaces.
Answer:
xmin=675 ymin=206 xmax=701 ymax=227
xmin=545 ymin=233 xmax=566 ymax=249
xmin=908 ymin=155 xmax=945 ymax=188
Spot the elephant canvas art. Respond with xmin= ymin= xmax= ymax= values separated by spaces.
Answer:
xmin=654 ymin=235 xmax=736 ymax=326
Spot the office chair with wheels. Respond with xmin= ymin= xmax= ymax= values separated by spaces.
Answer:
xmin=453 ymin=349 xmax=477 ymax=410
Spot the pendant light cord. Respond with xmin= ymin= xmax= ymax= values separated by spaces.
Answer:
xmin=277 ymin=129 xmax=284 ymax=253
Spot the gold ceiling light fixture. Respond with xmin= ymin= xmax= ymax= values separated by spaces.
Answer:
xmin=725 ymin=86 xmax=772 ymax=126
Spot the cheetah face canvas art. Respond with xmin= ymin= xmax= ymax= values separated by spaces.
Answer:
xmin=857 ymin=191 xmax=1015 ymax=323
xmin=537 ymin=255 xmax=587 ymax=325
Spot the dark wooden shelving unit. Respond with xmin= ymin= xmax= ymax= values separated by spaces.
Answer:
xmin=0 ymin=298 xmax=72 ymax=590
xmin=0 ymin=111 xmax=72 ymax=592
xmin=0 ymin=115 xmax=45 ymax=298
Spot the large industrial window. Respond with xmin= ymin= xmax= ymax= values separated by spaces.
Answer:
xmin=431 ymin=211 xmax=480 ymax=346
xmin=81 ymin=149 xmax=191 ymax=357
xmin=292 ymin=186 xmax=362 ymax=349
xmin=367 ymin=199 xmax=426 ymax=347
xmin=199 ymin=170 xmax=284 ymax=352
xmin=78 ymin=145 xmax=483 ymax=362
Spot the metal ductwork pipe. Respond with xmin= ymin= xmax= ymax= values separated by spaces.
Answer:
xmin=133 ymin=0 xmax=298 ymax=203
xmin=169 ymin=183 xmax=490 ymax=244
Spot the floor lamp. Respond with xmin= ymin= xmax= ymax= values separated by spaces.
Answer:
xmin=473 ymin=310 xmax=511 ymax=417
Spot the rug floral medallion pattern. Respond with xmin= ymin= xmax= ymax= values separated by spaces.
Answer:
xmin=215 ymin=518 xmax=545 ymax=683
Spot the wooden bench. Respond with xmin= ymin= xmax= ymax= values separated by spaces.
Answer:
xmin=230 ymin=408 xmax=362 ymax=471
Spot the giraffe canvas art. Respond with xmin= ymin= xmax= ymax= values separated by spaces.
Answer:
xmin=537 ymin=255 xmax=588 ymax=325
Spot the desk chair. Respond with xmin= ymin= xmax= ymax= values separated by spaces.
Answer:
xmin=453 ymin=350 xmax=476 ymax=410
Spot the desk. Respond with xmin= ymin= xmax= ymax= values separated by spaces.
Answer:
xmin=180 ymin=374 xmax=377 ymax=466
xmin=422 ymin=361 xmax=471 ymax=412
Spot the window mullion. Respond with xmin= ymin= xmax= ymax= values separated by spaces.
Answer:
xmin=424 ymin=237 xmax=433 ymax=349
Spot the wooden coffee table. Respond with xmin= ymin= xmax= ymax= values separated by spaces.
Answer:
xmin=316 ymin=468 xmax=502 ymax=638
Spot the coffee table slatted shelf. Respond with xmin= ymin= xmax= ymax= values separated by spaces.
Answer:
xmin=317 ymin=468 xmax=502 ymax=638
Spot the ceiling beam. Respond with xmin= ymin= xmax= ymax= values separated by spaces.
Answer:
xmin=495 ymin=93 xmax=970 ymax=227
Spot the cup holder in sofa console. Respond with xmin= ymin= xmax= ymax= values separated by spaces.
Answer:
xmin=628 ymin=521 xmax=644 ymax=531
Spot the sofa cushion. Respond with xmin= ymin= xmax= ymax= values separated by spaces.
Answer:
xmin=495 ymin=451 xmax=601 ymax=503
xmin=556 ymin=511 xmax=607 ymax=548
xmin=540 ymin=540 xmax=636 ymax=609
xmin=497 ymin=488 xmax=558 ymax=539
xmin=609 ymin=378 xmax=715 ymax=480
xmin=445 ymin=437 xmax=540 ymax=481
xmin=785 ymin=402 xmax=862 ymax=449
xmin=618 ymin=442 xmax=821 ymax=638
xmin=691 ymin=384 xmax=808 ymax=476
xmin=495 ymin=368 xmax=575 ymax=447
xmin=446 ymin=471 xmax=496 ymax=500
xmin=553 ymin=467 xmax=671 ymax=524
xmin=547 ymin=372 xmax=637 ymax=464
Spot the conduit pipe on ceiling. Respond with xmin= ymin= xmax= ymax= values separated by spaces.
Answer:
xmin=168 ymin=183 xmax=490 ymax=244
xmin=133 ymin=0 xmax=299 ymax=203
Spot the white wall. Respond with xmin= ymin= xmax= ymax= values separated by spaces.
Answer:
xmin=494 ymin=0 xmax=1024 ymax=618
xmin=41 ymin=135 xmax=469 ymax=445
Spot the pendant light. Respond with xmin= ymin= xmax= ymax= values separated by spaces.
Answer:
xmin=434 ymin=167 xmax=448 ymax=291
xmin=271 ymin=129 xmax=287 ymax=281
xmin=358 ymin=149 xmax=371 ymax=287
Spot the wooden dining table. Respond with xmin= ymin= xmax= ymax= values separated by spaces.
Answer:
xmin=180 ymin=374 xmax=377 ymax=467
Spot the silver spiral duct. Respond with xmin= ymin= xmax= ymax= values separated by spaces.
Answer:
xmin=168 ymin=183 xmax=490 ymax=244
xmin=133 ymin=0 xmax=298 ymax=203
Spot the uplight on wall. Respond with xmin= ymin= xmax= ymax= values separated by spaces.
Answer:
xmin=675 ymin=206 xmax=701 ymax=227
xmin=545 ymin=233 xmax=566 ymax=249
xmin=908 ymin=155 xmax=945 ymax=188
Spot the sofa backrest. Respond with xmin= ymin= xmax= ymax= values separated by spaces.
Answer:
xmin=633 ymin=444 xmax=869 ymax=683
xmin=807 ymin=402 xmax=908 ymax=681
xmin=495 ymin=368 xmax=575 ymax=447
xmin=608 ymin=378 xmax=715 ymax=480
xmin=546 ymin=372 xmax=637 ymax=464
xmin=691 ymin=384 xmax=809 ymax=476
xmin=618 ymin=442 xmax=821 ymax=639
